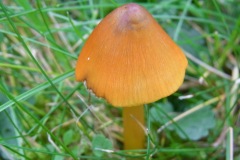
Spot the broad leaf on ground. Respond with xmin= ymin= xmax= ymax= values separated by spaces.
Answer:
xmin=150 ymin=101 xmax=216 ymax=140
xmin=92 ymin=134 xmax=113 ymax=157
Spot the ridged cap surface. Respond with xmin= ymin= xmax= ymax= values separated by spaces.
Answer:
xmin=76 ymin=3 xmax=188 ymax=107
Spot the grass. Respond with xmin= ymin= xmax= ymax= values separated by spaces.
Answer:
xmin=0 ymin=0 xmax=239 ymax=159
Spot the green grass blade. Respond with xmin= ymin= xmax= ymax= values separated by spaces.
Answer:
xmin=0 ymin=70 xmax=74 ymax=112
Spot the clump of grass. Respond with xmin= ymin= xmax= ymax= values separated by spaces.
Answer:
xmin=0 ymin=0 xmax=239 ymax=159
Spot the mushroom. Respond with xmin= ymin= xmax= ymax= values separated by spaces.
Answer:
xmin=75 ymin=3 xmax=188 ymax=150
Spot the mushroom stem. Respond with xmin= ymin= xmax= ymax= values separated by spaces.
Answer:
xmin=123 ymin=105 xmax=145 ymax=150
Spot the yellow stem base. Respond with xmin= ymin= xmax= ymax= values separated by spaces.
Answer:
xmin=123 ymin=105 xmax=145 ymax=150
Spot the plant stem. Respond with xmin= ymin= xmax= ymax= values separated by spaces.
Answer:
xmin=123 ymin=105 xmax=145 ymax=150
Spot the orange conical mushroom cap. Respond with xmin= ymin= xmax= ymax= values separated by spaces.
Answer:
xmin=75 ymin=3 xmax=187 ymax=107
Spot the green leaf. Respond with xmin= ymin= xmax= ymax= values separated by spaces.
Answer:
xmin=53 ymin=155 xmax=65 ymax=160
xmin=150 ymin=101 xmax=177 ymax=127
xmin=173 ymin=107 xmax=216 ymax=140
xmin=0 ymin=93 xmax=23 ymax=159
xmin=0 ymin=93 xmax=21 ymax=146
xmin=0 ymin=146 xmax=14 ymax=160
xmin=150 ymin=102 xmax=216 ymax=140
xmin=63 ymin=130 xmax=74 ymax=146
xmin=92 ymin=134 xmax=113 ymax=157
